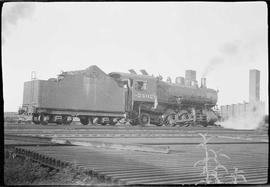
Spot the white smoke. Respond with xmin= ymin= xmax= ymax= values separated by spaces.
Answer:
xmin=2 ymin=2 xmax=35 ymax=45
xmin=220 ymin=113 xmax=264 ymax=130
xmin=220 ymin=102 xmax=266 ymax=130
xmin=202 ymin=40 xmax=241 ymax=77
xmin=202 ymin=56 xmax=224 ymax=78
xmin=202 ymin=37 xmax=265 ymax=77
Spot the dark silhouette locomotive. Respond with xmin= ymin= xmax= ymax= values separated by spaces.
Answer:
xmin=19 ymin=65 xmax=219 ymax=126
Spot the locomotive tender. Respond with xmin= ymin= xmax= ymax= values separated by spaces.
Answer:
xmin=19 ymin=65 xmax=219 ymax=126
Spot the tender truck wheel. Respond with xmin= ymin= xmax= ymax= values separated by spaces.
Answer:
xmin=63 ymin=116 xmax=73 ymax=125
xmin=80 ymin=117 xmax=89 ymax=125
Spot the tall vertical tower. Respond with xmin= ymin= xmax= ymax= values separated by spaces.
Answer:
xmin=249 ymin=69 xmax=260 ymax=103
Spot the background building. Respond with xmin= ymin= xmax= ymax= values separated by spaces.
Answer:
xmin=249 ymin=69 xmax=260 ymax=103
xmin=220 ymin=69 xmax=265 ymax=121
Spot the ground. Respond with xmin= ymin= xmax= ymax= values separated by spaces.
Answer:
xmin=4 ymin=148 xmax=107 ymax=185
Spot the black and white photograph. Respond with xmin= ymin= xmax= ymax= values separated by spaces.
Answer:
xmin=2 ymin=2 xmax=268 ymax=185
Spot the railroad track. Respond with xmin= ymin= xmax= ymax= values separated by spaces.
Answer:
xmin=5 ymin=124 xmax=268 ymax=144
xmin=13 ymin=142 xmax=268 ymax=184
xmin=5 ymin=123 xmax=268 ymax=184
xmin=5 ymin=131 xmax=268 ymax=147
xmin=5 ymin=123 xmax=267 ymax=134
xmin=3 ymin=122 xmax=263 ymax=131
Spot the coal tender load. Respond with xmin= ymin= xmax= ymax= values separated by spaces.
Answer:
xmin=19 ymin=65 xmax=220 ymax=126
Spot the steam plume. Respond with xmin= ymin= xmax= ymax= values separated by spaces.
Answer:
xmin=219 ymin=41 xmax=240 ymax=56
xmin=202 ymin=36 xmax=265 ymax=77
xmin=202 ymin=56 xmax=224 ymax=77
xmin=202 ymin=41 xmax=242 ymax=77
xmin=2 ymin=2 xmax=35 ymax=45
xmin=220 ymin=102 xmax=266 ymax=130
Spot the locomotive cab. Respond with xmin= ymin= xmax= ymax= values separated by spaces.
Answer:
xmin=109 ymin=72 xmax=158 ymax=125
xmin=109 ymin=72 xmax=157 ymax=103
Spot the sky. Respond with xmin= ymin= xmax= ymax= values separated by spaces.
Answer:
xmin=2 ymin=2 xmax=268 ymax=113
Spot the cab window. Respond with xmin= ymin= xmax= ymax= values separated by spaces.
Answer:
xmin=135 ymin=81 xmax=147 ymax=91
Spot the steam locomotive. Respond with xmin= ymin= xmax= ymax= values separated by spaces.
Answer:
xmin=19 ymin=65 xmax=219 ymax=126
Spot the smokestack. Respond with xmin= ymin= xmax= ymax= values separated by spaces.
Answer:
xmin=249 ymin=69 xmax=260 ymax=103
xmin=201 ymin=78 xmax=206 ymax=88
